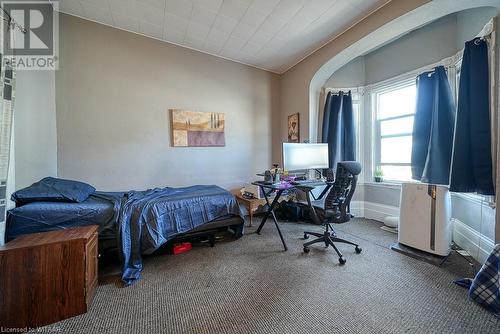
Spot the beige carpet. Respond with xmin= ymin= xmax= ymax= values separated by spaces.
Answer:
xmin=43 ymin=219 xmax=499 ymax=333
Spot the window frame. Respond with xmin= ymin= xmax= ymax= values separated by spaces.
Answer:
xmin=372 ymin=78 xmax=417 ymax=183
xmin=351 ymin=91 xmax=363 ymax=165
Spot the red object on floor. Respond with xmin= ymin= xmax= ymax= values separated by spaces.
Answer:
xmin=173 ymin=242 xmax=192 ymax=255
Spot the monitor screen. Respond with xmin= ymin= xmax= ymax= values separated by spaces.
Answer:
xmin=283 ymin=143 xmax=329 ymax=171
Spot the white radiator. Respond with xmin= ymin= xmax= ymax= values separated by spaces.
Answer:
xmin=398 ymin=183 xmax=452 ymax=256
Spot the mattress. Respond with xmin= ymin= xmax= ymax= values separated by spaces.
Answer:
xmin=5 ymin=192 xmax=122 ymax=244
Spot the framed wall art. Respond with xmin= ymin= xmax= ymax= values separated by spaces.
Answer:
xmin=170 ymin=109 xmax=226 ymax=147
xmin=288 ymin=113 xmax=300 ymax=143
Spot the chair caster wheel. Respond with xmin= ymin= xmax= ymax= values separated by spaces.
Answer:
xmin=303 ymin=233 xmax=309 ymax=239
xmin=339 ymin=256 xmax=346 ymax=265
xmin=355 ymin=246 xmax=362 ymax=254
xmin=303 ymin=247 xmax=310 ymax=253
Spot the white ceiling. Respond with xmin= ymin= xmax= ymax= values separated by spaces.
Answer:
xmin=57 ymin=0 xmax=389 ymax=73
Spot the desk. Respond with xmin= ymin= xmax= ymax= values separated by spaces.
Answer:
xmin=252 ymin=181 xmax=331 ymax=251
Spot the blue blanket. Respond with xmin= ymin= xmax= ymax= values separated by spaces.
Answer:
xmin=113 ymin=185 xmax=242 ymax=285
xmin=455 ymin=244 xmax=500 ymax=318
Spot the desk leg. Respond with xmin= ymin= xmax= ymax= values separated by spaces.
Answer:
xmin=305 ymin=191 xmax=321 ymax=225
xmin=256 ymin=188 xmax=287 ymax=251
xmin=249 ymin=205 xmax=253 ymax=227
xmin=256 ymin=188 xmax=279 ymax=234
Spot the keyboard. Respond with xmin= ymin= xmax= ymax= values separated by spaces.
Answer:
xmin=290 ymin=180 xmax=324 ymax=186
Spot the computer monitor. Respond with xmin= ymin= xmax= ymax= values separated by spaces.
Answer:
xmin=283 ymin=143 xmax=329 ymax=172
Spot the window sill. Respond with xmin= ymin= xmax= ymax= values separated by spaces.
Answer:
xmin=360 ymin=182 xmax=403 ymax=190
xmin=361 ymin=182 xmax=495 ymax=208
xmin=451 ymin=192 xmax=495 ymax=208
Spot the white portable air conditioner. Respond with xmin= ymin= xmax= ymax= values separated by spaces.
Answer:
xmin=398 ymin=183 xmax=452 ymax=256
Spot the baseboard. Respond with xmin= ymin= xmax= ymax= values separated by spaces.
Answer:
xmin=350 ymin=200 xmax=364 ymax=217
xmin=452 ymin=218 xmax=495 ymax=264
xmin=353 ymin=201 xmax=399 ymax=222
xmin=351 ymin=201 xmax=399 ymax=222
xmin=352 ymin=201 xmax=494 ymax=263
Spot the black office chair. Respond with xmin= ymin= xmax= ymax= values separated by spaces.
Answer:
xmin=301 ymin=161 xmax=362 ymax=264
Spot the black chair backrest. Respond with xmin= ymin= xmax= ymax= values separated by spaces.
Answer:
xmin=324 ymin=161 xmax=362 ymax=223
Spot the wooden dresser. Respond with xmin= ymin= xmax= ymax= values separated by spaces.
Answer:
xmin=0 ymin=225 xmax=98 ymax=329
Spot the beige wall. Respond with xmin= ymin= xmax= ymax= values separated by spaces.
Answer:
xmin=14 ymin=70 xmax=57 ymax=189
xmin=56 ymin=15 xmax=280 ymax=191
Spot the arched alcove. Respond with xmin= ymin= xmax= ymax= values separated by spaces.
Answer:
xmin=308 ymin=0 xmax=500 ymax=142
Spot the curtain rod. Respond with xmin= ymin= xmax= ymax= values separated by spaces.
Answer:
xmin=325 ymin=50 xmax=460 ymax=93
xmin=324 ymin=87 xmax=365 ymax=94
xmin=477 ymin=19 xmax=494 ymax=39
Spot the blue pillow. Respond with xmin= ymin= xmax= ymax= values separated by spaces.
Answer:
xmin=11 ymin=177 xmax=96 ymax=205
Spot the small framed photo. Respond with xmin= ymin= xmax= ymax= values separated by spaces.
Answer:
xmin=288 ymin=113 xmax=300 ymax=143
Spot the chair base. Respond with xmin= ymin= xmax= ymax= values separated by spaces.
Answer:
xmin=303 ymin=228 xmax=362 ymax=264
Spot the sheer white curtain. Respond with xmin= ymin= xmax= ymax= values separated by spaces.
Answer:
xmin=473 ymin=18 xmax=500 ymax=244
xmin=472 ymin=17 xmax=500 ymax=244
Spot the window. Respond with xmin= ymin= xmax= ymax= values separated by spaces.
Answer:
xmin=351 ymin=91 xmax=362 ymax=163
xmin=374 ymin=81 xmax=417 ymax=182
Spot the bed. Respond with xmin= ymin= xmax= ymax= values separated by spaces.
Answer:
xmin=6 ymin=180 xmax=244 ymax=286
xmin=5 ymin=192 xmax=123 ymax=252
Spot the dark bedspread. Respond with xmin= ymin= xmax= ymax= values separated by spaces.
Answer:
xmin=6 ymin=185 xmax=242 ymax=286
xmin=5 ymin=192 xmax=123 ymax=243
xmin=114 ymin=185 xmax=241 ymax=285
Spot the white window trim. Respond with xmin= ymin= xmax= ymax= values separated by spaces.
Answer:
xmin=371 ymin=78 xmax=416 ymax=182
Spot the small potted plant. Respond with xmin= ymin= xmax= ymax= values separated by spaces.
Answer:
xmin=374 ymin=167 xmax=384 ymax=183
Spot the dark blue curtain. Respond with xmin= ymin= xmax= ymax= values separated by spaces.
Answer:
xmin=450 ymin=38 xmax=494 ymax=195
xmin=411 ymin=66 xmax=455 ymax=185
xmin=321 ymin=91 xmax=334 ymax=143
xmin=322 ymin=91 xmax=356 ymax=168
